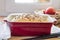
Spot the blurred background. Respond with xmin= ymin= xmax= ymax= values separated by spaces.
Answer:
xmin=0 ymin=0 xmax=60 ymax=16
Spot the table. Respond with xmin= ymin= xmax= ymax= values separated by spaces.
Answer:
xmin=9 ymin=36 xmax=60 ymax=40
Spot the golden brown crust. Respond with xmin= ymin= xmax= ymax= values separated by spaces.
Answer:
xmin=10 ymin=14 xmax=48 ymax=22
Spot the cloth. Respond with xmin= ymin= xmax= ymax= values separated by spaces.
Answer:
xmin=51 ymin=25 xmax=60 ymax=34
xmin=0 ymin=22 xmax=11 ymax=39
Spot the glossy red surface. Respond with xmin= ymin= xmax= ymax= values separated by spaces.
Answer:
xmin=44 ymin=7 xmax=56 ymax=15
xmin=5 ymin=21 xmax=53 ymax=36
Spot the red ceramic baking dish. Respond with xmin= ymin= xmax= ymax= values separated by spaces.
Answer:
xmin=4 ymin=13 xmax=54 ymax=36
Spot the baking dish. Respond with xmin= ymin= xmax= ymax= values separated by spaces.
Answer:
xmin=4 ymin=13 xmax=55 ymax=36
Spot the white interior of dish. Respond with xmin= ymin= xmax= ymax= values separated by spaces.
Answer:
xmin=5 ymin=13 xmax=56 ymax=22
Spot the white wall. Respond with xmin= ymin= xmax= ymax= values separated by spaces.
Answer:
xmin=0 ymin=0 xmax=6 ymax=16
xmin=51 ymin=0 xmax=60 ymax=9
xmin=5 ymin=0 xmax=51 ymax=13
xmin=0 ymin=0 xmax=60 ymax=16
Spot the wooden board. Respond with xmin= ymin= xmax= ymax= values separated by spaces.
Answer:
xmin=9 ymin=36 xmax=60 ymax=40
